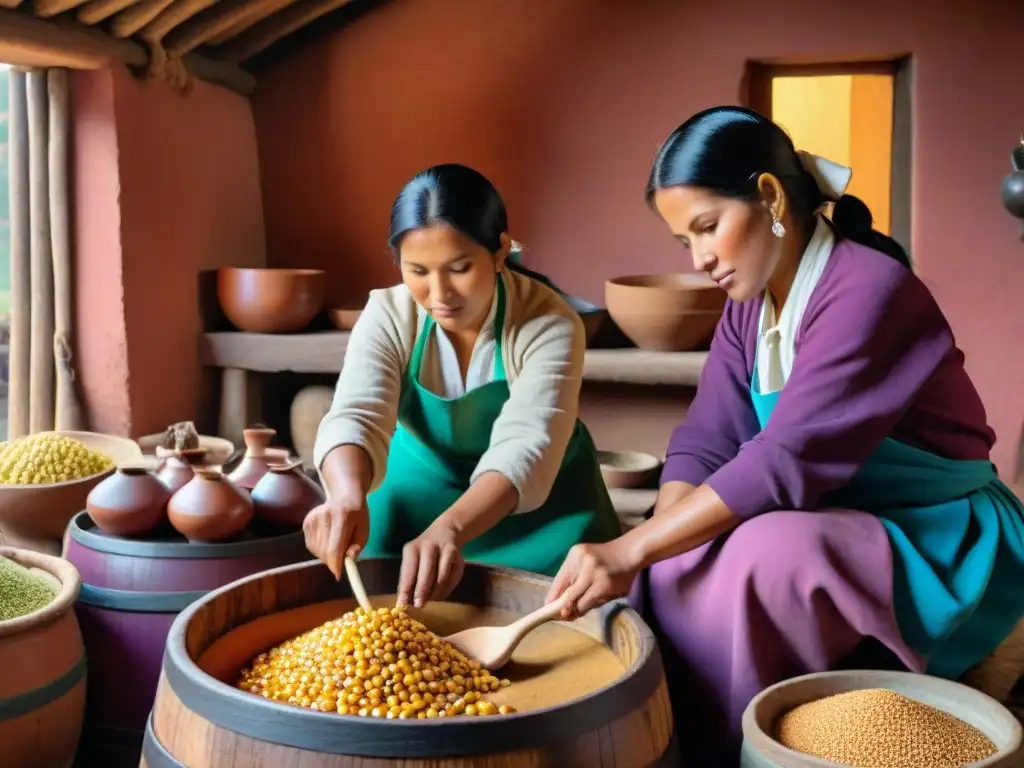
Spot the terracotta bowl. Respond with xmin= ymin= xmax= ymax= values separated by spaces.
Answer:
xmin=605 ymin=273 xmax=727 ymax=351
xmin=327 ymin=306 xmax=364 ymax=331
xmin=597 ymin=450 xmax=662 ymax=489
xmin=137 ymin=432 xmax=235 ymax=466
xmin=0 ymin=431 xmax=143 ymax=555
xmin=740 ymin=669 xmax=1023 ymax=767
xmin=218 ymin=268 xmax=326 ymax=334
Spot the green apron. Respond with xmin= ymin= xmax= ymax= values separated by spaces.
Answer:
xmin=362 ymin=279 xmax=620 ymax=577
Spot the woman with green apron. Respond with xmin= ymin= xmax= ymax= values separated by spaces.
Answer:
xmin=543 ymin=107 xmax=1024 ymax=764
xmin=305 ymin=163 xmax=620 ymax=608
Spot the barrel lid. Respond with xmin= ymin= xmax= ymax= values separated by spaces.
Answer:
xmin=67 ymin=511 xmax=308 ymax=559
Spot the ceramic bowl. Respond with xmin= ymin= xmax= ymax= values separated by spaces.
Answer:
xmin=0 ymin=431 xmax=143 ymax=554
xmin=597 ymin=450 xmax=662 ymax=489
xmin=217 ymin=268 xmax=326 ymax=334
xmin=328 ymin=306 xmax=364 ymax=331
xmin=740 ymin=669 xmax=1023 ymax=767
xmin=605 ymin=273 xmax=726 ymax=351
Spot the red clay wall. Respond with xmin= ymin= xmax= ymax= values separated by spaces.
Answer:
xmin=72 ymin=66 xmax=266 ymax=437
xmin=251 ymin=0 xmax=1024 ymax=479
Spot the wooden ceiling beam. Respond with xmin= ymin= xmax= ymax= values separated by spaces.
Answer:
xmin=162 ymin=0 xmax=296 ymax=57
xmin=76 ymin=0 xmax=139 ymax=25
xmin=109 ymin=0 xmax=174 ymax=38
xmin=0 ymin=8 xmax=255 ymax=95
xmin=33 ymin=0 xmax=91 ymax=19
xmin=204 ymin=0 xmax=294 ymax=46
xmin=213 ymin=0 xmax=351 ymax=62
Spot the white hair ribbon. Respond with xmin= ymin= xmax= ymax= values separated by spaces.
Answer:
xmin=796 ymin=150 xmax=853 ymax=202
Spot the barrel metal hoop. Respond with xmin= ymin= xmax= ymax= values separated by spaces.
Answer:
xmin=0 ymin=652 xmax=87 ymax=722
xmin=143 ymin=714 xmax=186 ymax=768
xmin=67 ymin=511 xmax=309 ymax=560
xmin=164 ymin=600 xmax=668 ymax=758
xmin=78 ymin=584 xmax=209 ymax=613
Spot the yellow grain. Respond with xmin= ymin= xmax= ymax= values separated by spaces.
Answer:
xmin=237 ymin=605 xmax=514 ymax=719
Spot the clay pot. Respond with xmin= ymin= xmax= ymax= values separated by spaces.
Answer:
xmin=605 ymin=273 xmax=726 ymax=352
xmin=251 ymin=461 xmax=325 ymax=529
xmin=167 ymin=468 xmax=253 ymax=543
xmin=154 ymin=450 xmax=209 ymax=495
xmin=217 ymin=268 xmax=326 ymax=334
xmin=85 ymin=465 xmax=171 ymax=537
xmin=0 ymin=547 xmax=86 ymax=767
xmin=741 ymin=670 xmax=1022 ymax=767
xmin=227 ymin=426 xmax=277 ymax=491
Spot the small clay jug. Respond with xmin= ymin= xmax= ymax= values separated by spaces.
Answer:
xmin=227 ymin=426 xmax=276 ymax=490
xmin=86 ymin=464 xmax=171 ymax=537
xmin=167 ymin=467 xmax=253 ymax=542
xmin=155 ymin=448 xmax=209 ymax=494
xmin=251 ymin=460 xmax=326 ymax=529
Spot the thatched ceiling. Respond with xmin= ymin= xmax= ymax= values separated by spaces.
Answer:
xmin=0 ymin=0 xmax=384 ymax=94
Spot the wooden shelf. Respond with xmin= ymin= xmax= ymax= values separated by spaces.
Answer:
xmin=201 ymin=332 xmax=708 ymax=386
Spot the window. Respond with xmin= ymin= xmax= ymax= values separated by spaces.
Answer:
xmin=746 ymin=59 xmax=912 ymax=252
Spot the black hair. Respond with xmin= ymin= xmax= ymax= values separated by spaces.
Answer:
xmin=646 ymin=106 xmax=911 ymax=268
xmin=389 ymin=163 xmax=534 ymax=275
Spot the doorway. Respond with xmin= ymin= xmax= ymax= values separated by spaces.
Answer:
xmin=746 ymin=60 xmax=911 ymax=250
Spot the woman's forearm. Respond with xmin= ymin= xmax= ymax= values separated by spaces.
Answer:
xmin=320 ymin=444 xmax=373 ymax=503
xmin=427 ymin=471 xmax=519 ymax=546
xmin=621 ymin=484 xmax=739 ymax=568
xmin=653 ymin=480 xmax=697 ymax=515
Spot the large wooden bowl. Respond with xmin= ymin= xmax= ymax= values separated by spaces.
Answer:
xmin=144 ymin=559 xmax=677 ymax=767
xmin=0 ymin=431 xmax=142 ymax=555
xmin=740 ymin=669 xmax=1023 ymax=767
xmin=218 ymin=268 xmax=326 ymax=334
xmin=606 ymin=273 xmax=726 ymax=351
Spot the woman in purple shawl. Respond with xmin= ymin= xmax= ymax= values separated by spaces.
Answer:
xmin=544 ymin=106 xmax=1024 ymax=764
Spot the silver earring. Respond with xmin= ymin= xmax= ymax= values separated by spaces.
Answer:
xmin=771 ymin=214 xmax=786 ymax=238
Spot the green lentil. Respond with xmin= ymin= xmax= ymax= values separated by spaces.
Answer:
xmin=776 ymin=688 xmax=997 ymax=767
xmin=0 ymin=556 xmax=57 ymax=621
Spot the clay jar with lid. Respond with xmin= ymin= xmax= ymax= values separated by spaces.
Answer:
xmin=227 ymin=426 xmax=276 ymax=491
xmin=86 ymin=464 xmax=171 ymax=537
xmin=154 ymin=448 xmax=209 ymax=495
xmin=251 ymin=461 xmax=325 ymax=530
xmin=167 ymin=467 xmax=253 ymax=542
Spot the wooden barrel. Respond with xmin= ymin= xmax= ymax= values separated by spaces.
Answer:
xmin=0 ymin=546 xmax=86 ymax=768
xmin=63 ymin=511 xmax=312 ymax=762
xmin=143 ymin=558 xmax=678 ymax=767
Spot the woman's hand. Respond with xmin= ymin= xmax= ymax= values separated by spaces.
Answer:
xmin=396 ymin=523 xmax=465 ymax=608
xmin=303 ymin=492 xmax=370 ymax=580
xmin=545 ymin=540 xmax=642 ymax=620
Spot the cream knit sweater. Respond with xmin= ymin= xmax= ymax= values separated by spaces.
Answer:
xmin=313 ymin=269 xmax=586 ymax=514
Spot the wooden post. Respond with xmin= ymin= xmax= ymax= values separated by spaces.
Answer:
xmin=218 ymin=368 xmax=262 ymax=446
xmin=7 ymin=69 xmax=31 ymax=439
xmin=27 ymin=70 xmax=55 ymax=434
xmin=49 ymin=69 xmax=85 ymax=432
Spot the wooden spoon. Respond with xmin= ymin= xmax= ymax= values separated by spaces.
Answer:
xmin=344 ymin=556 xmax=373 ymax=614
xmin=443 ymin=594 xmax=572 ymax=670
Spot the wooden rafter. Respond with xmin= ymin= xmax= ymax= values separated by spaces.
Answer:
xmin=109 ymin=0 xmax=174 ymax=38
xmin=163 ymin=0 xmax=296 ymax=58
xmin=76 ymin=0 xmax=139 ymax=25
xmin=33 ymin=0 xmax=90 ymax=19
xmin=204 ymin=0 xmax=294 ymax=46
xmin=214 ymin=0 xmax=352 ymax=62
